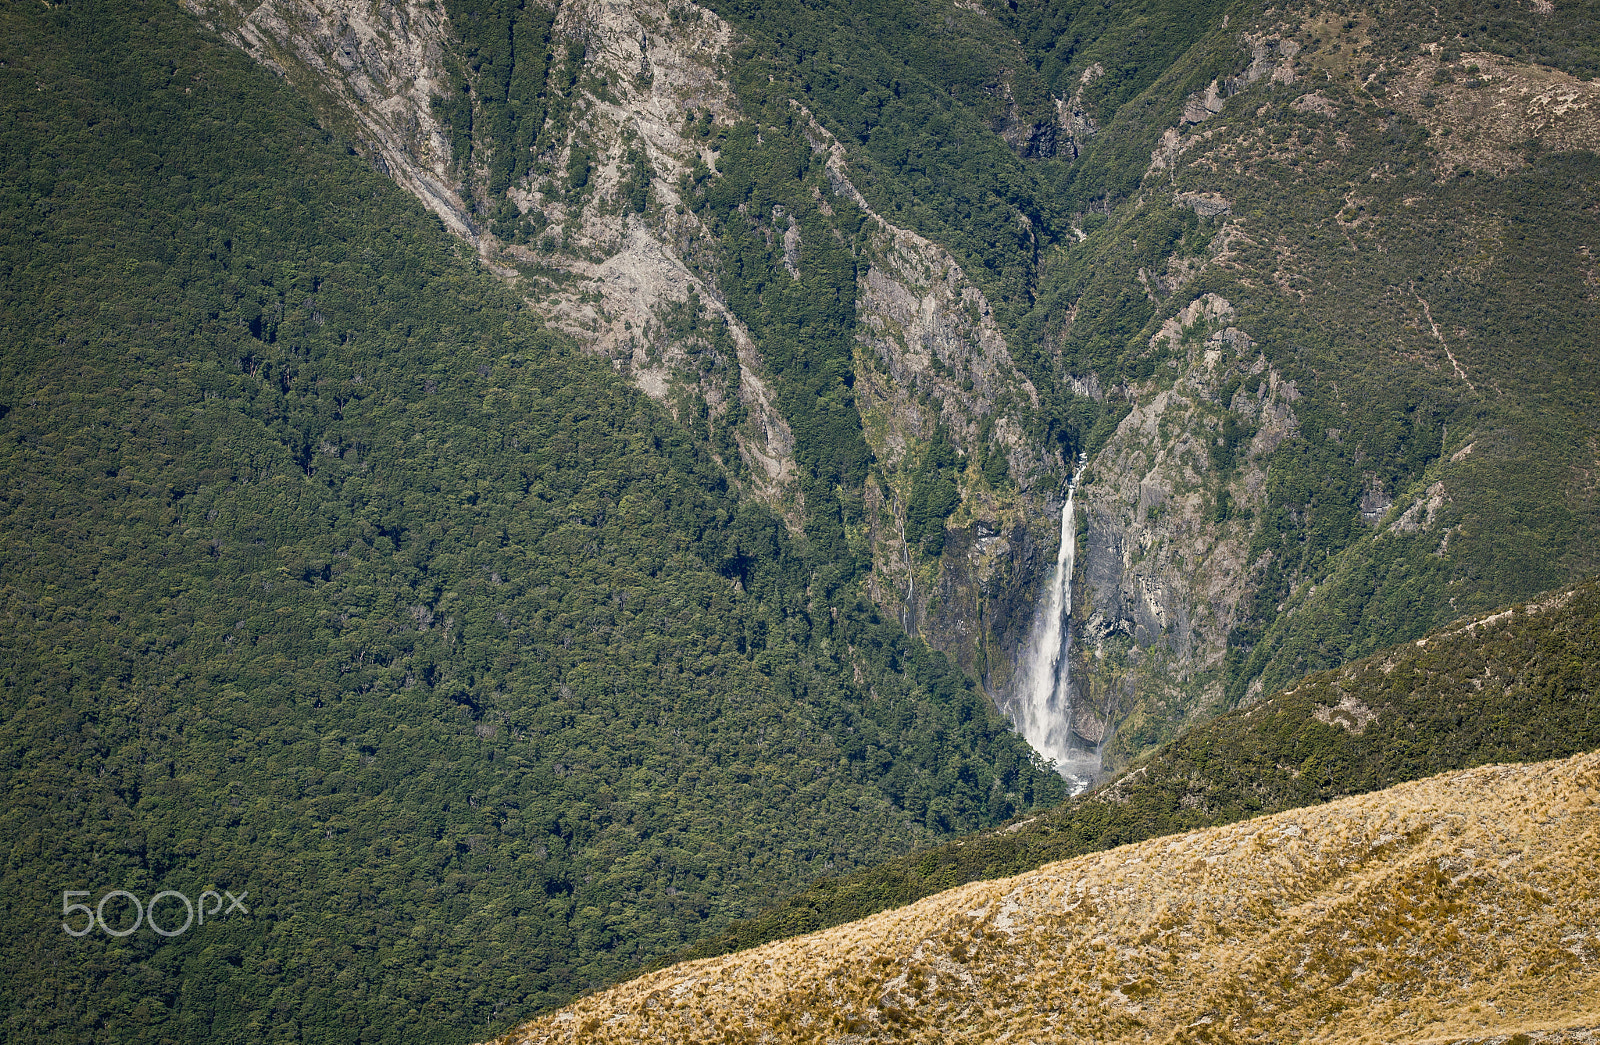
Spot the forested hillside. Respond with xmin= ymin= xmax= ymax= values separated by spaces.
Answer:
xmin=0 ymin=3 xmax=1063 ymax=1041
xmin=704 ymin=0 xmax=1600 ymax=759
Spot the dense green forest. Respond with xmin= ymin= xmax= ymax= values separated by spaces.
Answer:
xmin=0 ymin=2 xmax=1066 ymax=1041
xmin=668 ymin=579 xmax=1600 ymax=964
xmin=677 ymin=93 xmax=878 ymax=556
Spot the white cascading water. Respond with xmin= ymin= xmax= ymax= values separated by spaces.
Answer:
xmin=1010 ymin=455 xmax=1098 ymax=793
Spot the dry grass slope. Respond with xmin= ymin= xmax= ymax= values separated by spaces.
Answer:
xmin=489 ymin=752 xmax=1600 ymax=1044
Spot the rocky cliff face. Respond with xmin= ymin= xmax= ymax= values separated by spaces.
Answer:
xmin=846 ymin=207 xmax=1058 ymax=697
xmin=1070 ymin=293 xmax=1301 ymax=765
xmin=186 ymin=0 xmax=806 ymax=510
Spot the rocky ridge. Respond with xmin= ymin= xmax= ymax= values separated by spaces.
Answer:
xmin=182 ymin=0 xmax=478 ymax=236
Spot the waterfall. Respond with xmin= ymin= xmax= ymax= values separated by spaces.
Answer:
xmin=1009 ymin=455 xmax=1098 ymax=793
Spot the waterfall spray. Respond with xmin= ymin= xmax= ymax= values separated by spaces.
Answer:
xmin=1009 ymin=455 xmax=1097 ymax=792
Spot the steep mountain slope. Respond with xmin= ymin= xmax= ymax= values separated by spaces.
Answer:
xmin=183 ymin=0 xmax=1078 ymax=703
xmin=0 ymin=3 xmax=1064 ymax=1041
xmin=1008 ymin=0 xmax=1600 ymax=765
xmin=172 ymin=0 xmax=1126 ymax=711
xmin=492 ymin=750 xmax=1600 ymax=1044
xmin=659 ymin=578 xmax=1600 ymax=964
xmin=183 ymin=0 xmax=1600 ymax=779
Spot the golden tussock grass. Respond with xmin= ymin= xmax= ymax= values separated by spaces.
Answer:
xmin=484 ymin=752 xmax=1600 ymax=1044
